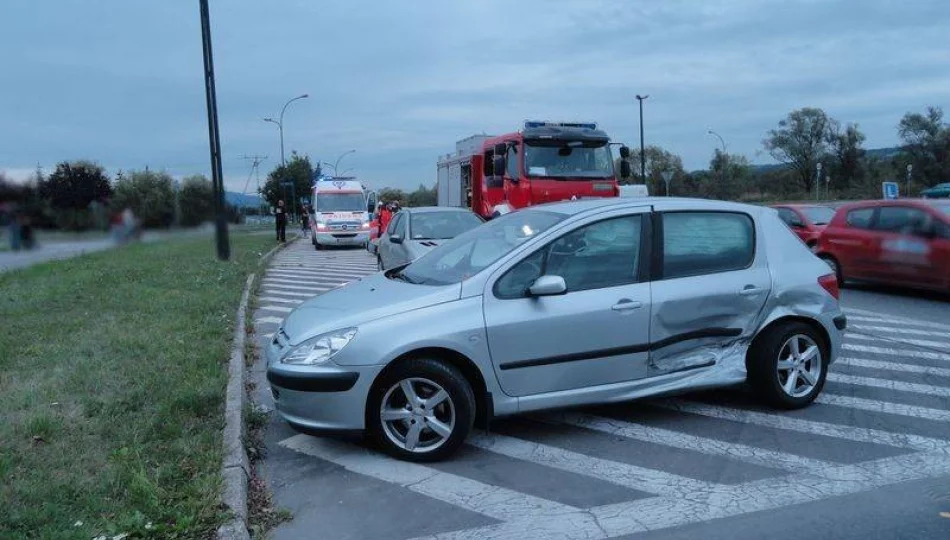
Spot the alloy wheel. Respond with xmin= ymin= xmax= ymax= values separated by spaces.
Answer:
xmin=775 ymin=334 xmax=823 ymax=398
xmin=380 ymin=377 xmax=456 ymax=453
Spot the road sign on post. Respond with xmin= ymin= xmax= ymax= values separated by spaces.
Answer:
xmin=661 ymin=171 xmax=673 ymax=196
xmin=882 ymin=181 xmax=899 ymax=200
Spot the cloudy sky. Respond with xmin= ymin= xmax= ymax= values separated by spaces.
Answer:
xmin=1 ymin=0 xmax=947 ymax=193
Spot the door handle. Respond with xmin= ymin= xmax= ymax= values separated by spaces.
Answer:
xmin=738 ymin=286 xmax=766 ymax=296
xmin=611 ymin=299 xmax=643 ymax=311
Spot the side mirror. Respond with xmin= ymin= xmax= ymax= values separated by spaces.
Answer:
xmin=390 ymin=234 xmax=404 ymax=244
xmin=619 ymin=146 xmax=631 ymax=159
xmin=527 ymin=275 xmax=567 ymax=297
xmin=494 ymin=143 xmax=507 ymax=156
xmin=493 ymin=156 xmax=507 ymax=177
xmin=620 ymin=160 xmax=632 ymax=178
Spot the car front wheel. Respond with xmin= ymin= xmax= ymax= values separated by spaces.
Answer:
xmin=748 ymin=322 xmax=828 ymax=409
xmin=367 ymin=358 xmax=475 ymax=462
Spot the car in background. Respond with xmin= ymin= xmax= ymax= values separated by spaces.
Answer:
xmin=267 ymin=198 xmax=844 ymax=461
xmin=815 ymin=199 xmax=950 ymax=292
xmin=376 ymin=207 xmax=483 ymax=270
xmin=921 ymin=182 xmax=950 ymax=199
xmin=773 ymin=204 xmax=836 ymax=250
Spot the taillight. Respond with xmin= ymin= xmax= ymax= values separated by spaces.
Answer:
xmin=818 ymin=273 xmax=839 ymax=300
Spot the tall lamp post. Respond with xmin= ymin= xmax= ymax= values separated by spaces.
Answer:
xmin=333 ymin=150 xmax=356 ymax=178
xmin=263 ymin=93 xmax=308 ymax=223
xmin=707 ymin=130 xmax=727 ymax=192
xmin=816 ymin=162 xmax=823 ymax=202
xmin=635 ymin=95 xmax=649 ymax=184
xmin=198 ymin=0 xmax=230 ymax=260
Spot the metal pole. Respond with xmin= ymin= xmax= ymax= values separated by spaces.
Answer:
xmin=278 ymin=94 xmax=308 ymax=167
xmin=334 ymin=150 xmax=356 ymax=177
xmin=636 ymin=95 xmax=648 ymax=183
xmin=198 ymin=0 xmax=230 ymax=260
xmin=707 ymin=130 xmax=726 ymax=154
xmin=815 ymin=163 xmax=822 ymax=202
xmin=906 ymin=164 xmax=913 ymax=198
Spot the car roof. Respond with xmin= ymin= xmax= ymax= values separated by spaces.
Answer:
xmin=833 ymin=199 xmax=946 ymax=212
xmin=403 ymin=206 xmax=477 ymax=214
xmin=534 ymin=197 xmax=767 ymax=217
xmin=771 ymin=203 xmax=831 ymax=210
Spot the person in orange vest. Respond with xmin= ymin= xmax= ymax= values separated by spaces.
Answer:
xmin=377 ymin=202 xmax=392 ymax=235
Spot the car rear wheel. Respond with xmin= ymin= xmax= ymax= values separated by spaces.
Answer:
xmin=748 ymin=322 xmax=827 ymax=409
xmin=367 ymin=358 xmax=475 ymax=462
xmin=819 ymin=255 xmax=844 ymax=286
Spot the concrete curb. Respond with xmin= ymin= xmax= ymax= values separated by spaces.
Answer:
xmin=217 ymin=273 xmax=255 ymax=540
xmin=216 ymin=238 xmax=291 ymax=540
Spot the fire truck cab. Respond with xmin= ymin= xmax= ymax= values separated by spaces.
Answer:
xmin=437 ymin=121 xmax=629 ymax=219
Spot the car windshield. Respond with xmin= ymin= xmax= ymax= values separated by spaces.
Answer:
xmin=394 ymin=210 xmax=565 ymax=286
xmin=409 ymin=211 xmax=483 ymax=240
xmin=800 ymin=206 xmax=836 ymax=225
xmin=524 ymin=141 xmax=614 ymax=179
xmin=315 ymin=193 xmax=365 ymax=212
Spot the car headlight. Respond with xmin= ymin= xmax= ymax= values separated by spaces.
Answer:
xmin=281 ymin=328 xmax=357 ymax=365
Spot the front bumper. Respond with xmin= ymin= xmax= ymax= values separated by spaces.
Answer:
xmin=266 ymin=340 xmax=382 ymax=433
xmin=314 ymin=231 xmax=369 ymax=247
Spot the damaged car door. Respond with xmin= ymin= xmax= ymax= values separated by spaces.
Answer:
xmin=649 ymin=211 xmax=770 ymax=374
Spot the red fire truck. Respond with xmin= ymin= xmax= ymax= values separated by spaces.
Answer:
xmin=436 ymin=121 xmax=630 ymax=219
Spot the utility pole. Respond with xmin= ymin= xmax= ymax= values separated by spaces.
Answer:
xmin=815 ymin=162 xmax=823 ymax=202
xmin=198 ymin=0 xmax=230 ymax=260
xmin=242 ymin=154 xmax=267 ymax=220
xmin=635 ymin=95 xmax=649 ymax=185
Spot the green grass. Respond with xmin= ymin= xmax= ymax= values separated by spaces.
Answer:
xmin=0 ymin=233 xmax=273 ymax=539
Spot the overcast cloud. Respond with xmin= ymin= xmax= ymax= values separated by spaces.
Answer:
xmin=1 ymin=0 xmax=948 ymax=193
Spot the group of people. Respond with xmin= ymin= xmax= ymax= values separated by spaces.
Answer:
xmin=375 ymin=200 xmax=401 ymax=235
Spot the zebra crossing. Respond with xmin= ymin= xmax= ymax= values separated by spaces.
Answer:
xmin=254 ymin=240 xmax=950 ymax=539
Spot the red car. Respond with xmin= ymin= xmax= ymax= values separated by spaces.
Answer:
xmin=773 ymin=204 xmax=837 ymax=250
xmin=815 ymin=199 xmax=950 ymax=292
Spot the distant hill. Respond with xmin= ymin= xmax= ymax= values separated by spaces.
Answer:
xmin=225 ymin=191 xmax=262 ymax=208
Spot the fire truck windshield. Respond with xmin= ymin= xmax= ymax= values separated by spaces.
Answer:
xmin=524 ymin=141 xmax=614 ymax=179
xmin=315 ymin=192 xmax=365 ymax=212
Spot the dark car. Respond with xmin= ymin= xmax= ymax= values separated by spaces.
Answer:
xmin=921 ymin=183 xmax=950 ymax=199
xmin=772 ymin=204 xmax=837 ymax=250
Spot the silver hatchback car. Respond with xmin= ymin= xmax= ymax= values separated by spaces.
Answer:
xmin=266 ymin=198 xmax=845 ymax=461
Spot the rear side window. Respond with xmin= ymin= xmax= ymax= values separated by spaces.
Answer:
xmin=846 ymin=208 xmax=874 ymax=229
xmin=662 ymin=212 xmax=754 ymax=279
xmin=873 ymin=206 xmax=931 ymax=234
xmin=387 ymin=213 xmax=403 ymax=235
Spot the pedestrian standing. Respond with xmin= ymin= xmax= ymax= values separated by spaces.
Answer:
xmin=378 ymin=202 xmax=392 ymax=234
xmin=301 ymin=205 xmax=310 ymax=237
xmin=275 ymin=200 xmax=287 ymax=243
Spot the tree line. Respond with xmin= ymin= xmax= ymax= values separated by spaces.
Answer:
xmin=619 ymin=105 xmax=949 ymax=201
xmin=0 ymin=162 xmax=242 ymax=231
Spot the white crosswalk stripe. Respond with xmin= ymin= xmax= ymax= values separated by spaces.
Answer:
xmin=845 ymin=307 xmax=950 ymax=333
xmin=282 ymin=435 xmax=577 ymax=521
xmin=544 ymin=412 xmax=836 ymax=472
xmin=850 ymin=323 xmax=950 ymax=339
xmin=846 ymin=332 xmax=950 ymax=351
xmin=467 ymin=432 xmax=718 ymax=498
xmin=256 ymin=296 xmax=303 ymax=305
xmin=260 ymin=282 xmax=336 ymax=293
xmin=828 ymin=372 xmax=950 ymax=398
xmin=842 ymin=343 xmax=950 ymax=362
xmin=255 ymin=316 xmax=283 ymax=325
xmin=837 ymin=356 xmax=950 ymax=378
xmin=654 ymin=399 xmax=950 ymax=452
xmin=817 ymin=393 xmax=950 ymax=422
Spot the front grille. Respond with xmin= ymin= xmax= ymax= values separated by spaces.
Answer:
xmin=329 ymin=221 xmax=362 ymax=231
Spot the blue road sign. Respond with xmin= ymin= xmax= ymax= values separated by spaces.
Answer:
xmin=882 ymin=181 xmax=899 ymax=200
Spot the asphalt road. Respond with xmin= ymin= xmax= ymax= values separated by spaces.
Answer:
xmin=251 ymin=240 xmax=950 ymax=540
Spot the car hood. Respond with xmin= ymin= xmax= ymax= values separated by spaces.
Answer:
xmin=280 ymin=272 xmax=461 ymax=345
xmin=406 ymin=239 xmax=443 ymax=259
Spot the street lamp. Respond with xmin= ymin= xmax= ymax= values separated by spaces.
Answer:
xmin=263 ymin=93 xmax=309 ymax=166
xmin=334 ymin=150 xmax=356 ymax=178
xmin=635 ymin=95 xmax=649 ymax=183
xmin=816 ymin=162 xmax=823 ymax=202
xmin=707 ymin=130 xmax=726 ymax=153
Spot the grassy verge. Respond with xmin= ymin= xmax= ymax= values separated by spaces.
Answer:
xmin=0 ymin=233 xmax=273 ymax=539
